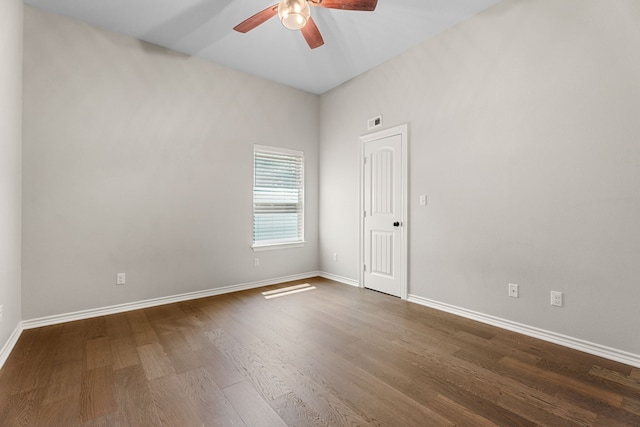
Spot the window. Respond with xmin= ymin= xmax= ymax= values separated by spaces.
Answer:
xmin=253 ymin=145 xmax=304 ymax=249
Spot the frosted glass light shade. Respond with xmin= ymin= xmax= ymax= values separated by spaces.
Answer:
xmin=278 ymin=0 xmax=310 ymax=30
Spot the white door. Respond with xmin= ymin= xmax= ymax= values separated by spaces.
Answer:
xmin=361 ymin=124 xmax=407 ymax=298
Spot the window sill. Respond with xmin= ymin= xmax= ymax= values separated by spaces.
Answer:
xmin=252 ymin=242 xmax=306 ymax=252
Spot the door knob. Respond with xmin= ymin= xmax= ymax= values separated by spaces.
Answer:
xmin=393 ymin=221 xmax=400 ymax=227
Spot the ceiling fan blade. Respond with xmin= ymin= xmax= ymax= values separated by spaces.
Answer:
xmin=312 ymin=0 xmax=378 ymax=11
xmin=301 ymin=17 xmax=324 ymax=49
xmin=233 ymin=4 xmax=279 ymax=33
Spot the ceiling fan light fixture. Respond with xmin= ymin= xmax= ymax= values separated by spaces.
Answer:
xmin=278 ymin=0 xmax=310 ymax=30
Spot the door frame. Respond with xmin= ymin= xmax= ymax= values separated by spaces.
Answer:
xmin=359 ymin=123 xmax=408 ymax=300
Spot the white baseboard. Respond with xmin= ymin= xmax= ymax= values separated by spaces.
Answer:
xmin=408 ymin=294 xmax=640 ymax=369
xmin=22 ymin=272 xmax=322 ymax=330
xmin=0 ymin=323 xmax=24 ymax=370
xmin=318 ymin=271 xmax=359 ymax=287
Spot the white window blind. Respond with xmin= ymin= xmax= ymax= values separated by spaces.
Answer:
xmin=253 ymin=145 xmax=304 ymax=247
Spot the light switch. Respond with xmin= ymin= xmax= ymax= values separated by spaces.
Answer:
xmin=419 ymin=195 xmax=427 ymax=206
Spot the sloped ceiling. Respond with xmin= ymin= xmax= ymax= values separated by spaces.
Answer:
xmin=25 ymin=0 xmax=501 ymax=94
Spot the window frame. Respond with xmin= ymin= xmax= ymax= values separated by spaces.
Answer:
xmin=252 ymin=145 xmax=305 ymax=251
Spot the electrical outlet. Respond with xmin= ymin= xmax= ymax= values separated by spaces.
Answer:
xmin=332 ymin=253 xmax=337 ymax=262
xmin=551 ymin=291 xmax=563 ymax=307
xmin=254 ymin=258 xmax=260 ymax=267
xmin=116 ymin=273 xmax=126 ymax=285
xmin=508 ymin=283 xmax=519 ymax=298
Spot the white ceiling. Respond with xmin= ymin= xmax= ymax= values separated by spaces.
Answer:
xmin=25 ymin=0 xmax=501 ymax=94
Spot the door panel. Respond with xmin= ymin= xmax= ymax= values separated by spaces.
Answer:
xmin=371 ymin=231 xmax=393 ymax=277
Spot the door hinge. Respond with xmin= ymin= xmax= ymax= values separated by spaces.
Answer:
xmin=363 ymin=210 xmax=367 ymax=218
xmin=363 ymin=264 xmax=367 ymax=272
xmin=363 ymin=157 xmax=367 ymax=165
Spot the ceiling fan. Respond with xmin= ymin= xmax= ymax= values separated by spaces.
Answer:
xmin=233 ymin=0 xmax=378 ymax=49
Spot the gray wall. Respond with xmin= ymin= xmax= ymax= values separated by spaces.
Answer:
xmin=0 ymin=0 xmax=23 ymax=351
xmin=22 ymin=7 xmax=319 ymax=320
xmin=319 ymin=0 xmax=640 ymax=355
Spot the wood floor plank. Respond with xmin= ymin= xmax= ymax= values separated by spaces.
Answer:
xmin=156 ymin=331 xmax=194 ymax=371
xmin=85 ymin=337 xmax=112 ymax=370
xmin=7 ymin=353 xmax=51 ymax=396
xmin=179 ymin=299 xmax=223 ymax=330
xmin=207 ymin=328 xmax=290 ymax=402
xmin=7 ymin=326 xmax=60 ymax=395
xmin=203 ymin=294 xmax=258 ymax=344
xmin=501 ymin=355 xmax=624 ymax=407
xmin=269 ymin=391 xmax=328 ymax=427
xmin=291 ymin=345 xmax=454 ymax=426
xmin=157 ymin=329 xmax=193 ymax=355
xmin=109 ymin=336 xmax=141 ymax=371
xmin=37 ymin=396 xmax=81 ymax=427
xmin=113 ymin=364 xmax=161 ymax=426
xmin=418 ymin=344 xmax=597 ymax=425
xmin=61 ymin=318 xmax=106 ymax=342
xmin=2 ymin=328 xmax=39 ymax=363
xmin=80 ymin=366 xmax=117 ymax=423
xmin=247 ymin=340 xmax=376 ymax=427
xmin=623 ymin=396 xmax=640 ymax=416
xmin=0 ymin=358 xmax=28 ymax=398
xmin=554 ymin=384 xmax=640 ymax=425
xmin=80 ymin=411 xmax=127 ymax=427
xmin=54 ymin=330 xmax=86 ymax=364
xmin=431 ymin=394 xmax=500 ymax=427
xmin=126 ymin=310 xmax=159 ymax=347
xmin=84 ymin=317 xmax=108 ymax=341
xmin=223 ymin=380 xmax=286 ymax=427
xmin=0 ymin=388 xmax=44 ymax=426
xmin=43 ymin=360 xmax=83 ymax=405
xmin=330 ymin=332 xmax=517 ymax=425
xmin=235 ymin=305 xmax=318 ymax=362
xmin=144 ymin=303 xmax=185 ymax=323
xmin=419 ymin=365 xmax=536 ymax=426
xmin=151 ymin=317 xmax=182 ymax=337
xmin=197 ymin=347 xmax=246 ymax=390
xmin=589 ymin=365 xmax=640 ymax=393
xmin=179 ymin=324 xmax=215 ymax=352
xmin=137 ymin=342 xmax=175 ymax=381
xmin=181 ymin=367 xmax=246 ymax=426
xmin=105 ymin=313 xmax=133 ymax=339
xmin=149 ymin=373 xmax=203 ymax=427
xmin=170 ymin=344 xmax=245 ymax=389
xmin=174 ymin=314 xmax=207 ymax=334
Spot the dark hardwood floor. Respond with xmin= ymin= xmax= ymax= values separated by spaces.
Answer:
xmin=0 ymin=277 xmax=639 ymax=426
